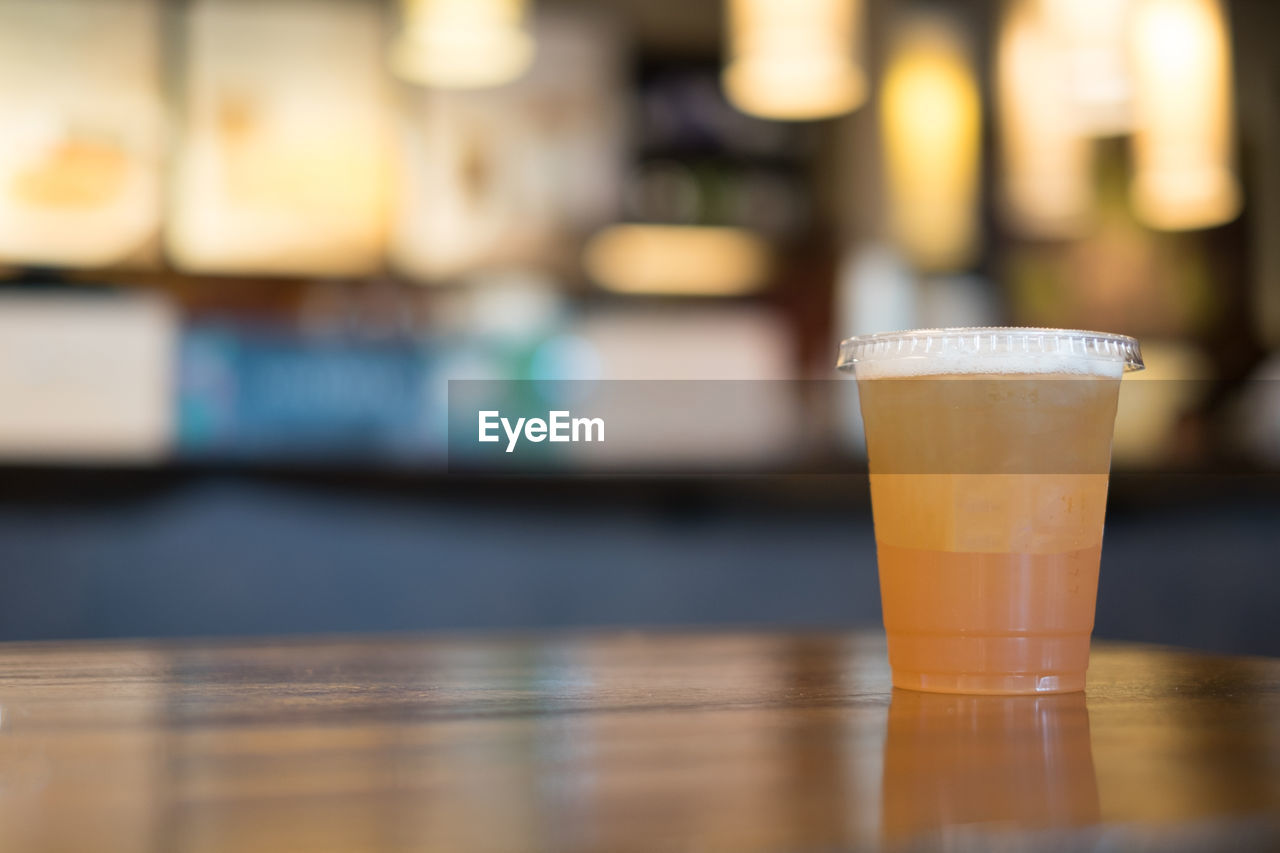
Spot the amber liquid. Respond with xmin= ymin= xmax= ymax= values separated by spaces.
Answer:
xmin=858 ymin=373 xmax=1121 ymax=694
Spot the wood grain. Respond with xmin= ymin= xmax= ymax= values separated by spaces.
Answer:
xmin=0 ymin=632 xmax=1276 ymax=852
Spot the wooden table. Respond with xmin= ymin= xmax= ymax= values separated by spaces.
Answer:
xmin=0 ymin=631 xmax=1276 ymax=852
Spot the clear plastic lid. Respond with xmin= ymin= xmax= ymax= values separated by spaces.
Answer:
xmin=836 ymin=327 xmax=1144 ymax=377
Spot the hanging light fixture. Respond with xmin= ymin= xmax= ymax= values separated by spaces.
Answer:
xmin=1130 ymin=0 xmax=1240 ymax=231
xmin=880 ymin=14 xmax=981 ymax=271
xmin=391 ymin=0 xmax=535 ymax=89
xmin=1039 ymin=0 xmax=1135 ymax=135
xmin=723 ymin=0 xmax=867 ymax=121
xmin=583 ymin=224 xmax=771 ymax=297
xmin=997 ymin=0 xmax=1093 ymax=237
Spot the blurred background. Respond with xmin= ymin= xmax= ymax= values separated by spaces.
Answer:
xmin=0 ymin=0 xmax=1277 ymax=652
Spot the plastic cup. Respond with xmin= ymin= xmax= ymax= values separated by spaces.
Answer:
xmin=837 ymin=328 xmax=1143 ymax=694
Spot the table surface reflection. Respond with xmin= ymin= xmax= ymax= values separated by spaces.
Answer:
xmin=0 ymin=631 xmax=1276 ymax=852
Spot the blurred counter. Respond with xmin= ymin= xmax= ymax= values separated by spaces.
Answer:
xmin=0 ymin=468 xmax=1276 ymax=655
xmin=0 ymin=630 xmax=1276 ymax=851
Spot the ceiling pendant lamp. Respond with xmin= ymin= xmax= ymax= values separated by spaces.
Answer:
xmin=723 ymin=0 xmax=867 ymax=121
xmin=391 ymin=0 xmax=535 ymax=89
xmin=1130 ymin=0 xmax=1241 ymax=231
xmin=880 ymin=14 xmax=982 ymax=271
xmin=997 ymin=0 xmax=1094 ymax=237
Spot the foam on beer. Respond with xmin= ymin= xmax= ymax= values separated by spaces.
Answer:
xmin=852 ymin=352 xmax=1126 ymax=380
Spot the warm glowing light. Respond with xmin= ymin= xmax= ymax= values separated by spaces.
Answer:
xmin=167 ymin=0 xmax=388 ymax=276
xmin=997 ymin=0 xmax=1093 ymax=237
xmin=391 ymin=0 xmax=535 ymax=89
xmin=1130 ymin=0 xmax=1239 ymax=231
xmin=0 ymin=0 xmax=163 ymax=268
xmin=583 ymin=225 xmax=771 ymax=296
xmin=723 ymin=0 xmax=867 ymax=121
xmin=391 ymin=14 xmax=623 ymax=283
xmin=1039 ymin=0 xmax=1135 ymax=134
xmin=880 ymin=16 xmax=981 ymax=271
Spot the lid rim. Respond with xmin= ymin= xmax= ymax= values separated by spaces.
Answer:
xmin=836 ymin=326 xmax=1144 ymax=372
xmin=840 ymin=326 xmax=1139 ymax=344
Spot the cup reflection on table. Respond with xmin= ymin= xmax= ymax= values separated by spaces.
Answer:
xmin=881 ymin=689 xmax=1100 ymax=844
